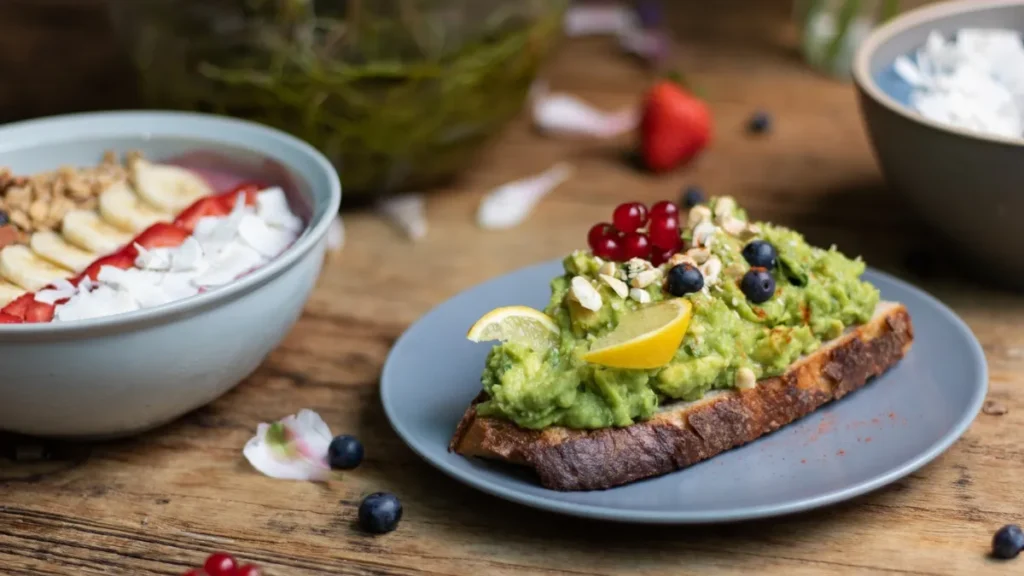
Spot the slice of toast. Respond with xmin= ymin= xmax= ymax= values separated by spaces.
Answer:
xmin=450 ymin=301 xmax=914 ymax=491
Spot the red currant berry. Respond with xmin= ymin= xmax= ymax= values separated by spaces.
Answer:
xmin=587 ymin=222 xmax=615 ymax=250
xmin=612 ymin=202 xmax=648 ymax=234
xmin=648 ymin=215 xmax=681 ymax=250
xmin=182 ymin=571 xmax=207 ymax=576
xmin=234 ymin=565 xmax=262 ymax=576
xmin=649 ymin=201 xmax=679 ymax=220
xmin=592 ymin=235 xmax=623 ymax=261
xmin=650 ymin=246 xmax=678 ymax=267
xmin=204 ymin=553 xmax=237 ymax=576
xmin=621 ymin=232 xmax=651 ymax=260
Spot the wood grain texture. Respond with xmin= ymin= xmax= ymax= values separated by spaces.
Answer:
xmin=0 ymin=1 xmax=1018 ymax=574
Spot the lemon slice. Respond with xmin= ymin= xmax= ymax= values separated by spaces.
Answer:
xmin=582 ymin=299 xmax=693 ymax=369
xmin=467 ymin=306 xmax=560 ymax=349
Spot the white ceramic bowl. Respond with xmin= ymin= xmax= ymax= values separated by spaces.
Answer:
xmin=0 ymin=111 xmax=341 ymax=438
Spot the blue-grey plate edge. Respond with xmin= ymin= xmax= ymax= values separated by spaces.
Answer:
xmin=381 ymin=261 xmax=987 ymax=524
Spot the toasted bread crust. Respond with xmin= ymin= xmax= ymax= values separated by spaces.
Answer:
xmin=450 ymin=303 xmax=914 ymax=491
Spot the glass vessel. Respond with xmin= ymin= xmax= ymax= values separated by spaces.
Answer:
xmin=108 ymin=0 xmax=566 ymax=202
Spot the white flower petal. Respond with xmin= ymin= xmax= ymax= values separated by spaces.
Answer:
xmin=531 ymin=82 xmax=638 ymax=139
xmin=376 ymin=194 xmax=427 ymax=241
xmin=563 ymin=3 xmax=636 ymax=37
xmin=243 ymin=411 xmax=335 ymax=482
xmin=477 ymin=163 xmax=574 ymax=230
xmin=327 ymin=214 xmax=345 ymax=252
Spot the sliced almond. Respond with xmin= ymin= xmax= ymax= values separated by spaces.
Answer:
xmin=630 ymin=268 xmax=662 ymax=289
xmin=685 ymin=247 xmax=710 ymax=264
xmin=687 ymin=205 xmax=712 ymax=228
xmin=599 ymin=274 xmax=629 ymax=298
xmin=701 ymin=256 xmax=722 ymax=286
xmin=629 ymin=288 xmax=651 ymax=304
xmin=667 ymin=253 xmax=698 ymax=268
xmin=598 ymin=261 xmax=617 ymax=277
xmin=692 ymin=222 xmax=718 ymax=247
xmin=570 ymin=276 xmax=603 ymax=311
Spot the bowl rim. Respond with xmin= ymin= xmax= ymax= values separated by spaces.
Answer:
xmin=852 ymin=0 xmax=1024 ymax=148
xmin=0 ymin=110 xmax=341 ymax=336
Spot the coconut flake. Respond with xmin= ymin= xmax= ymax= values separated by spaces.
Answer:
xmin=327 ymin=214 xmax=345 ymax=252
xmin=243 ymin=409 xmax=336 ymax=482
xmin=563 ymin=3 xmax=636 ymax=37
xmin=477 ymin=162 xmax=574 ymax=230
xmin=377 ymin=194 xmax=427 ymax=242
xmin=531 ymin=81 xmax=638 ymax=139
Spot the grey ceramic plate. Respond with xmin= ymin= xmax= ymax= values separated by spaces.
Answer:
xmin=381 ymin=261 xmax=987 ymax=524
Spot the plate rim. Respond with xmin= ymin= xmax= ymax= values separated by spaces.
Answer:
xmin=381 ymin=261 xmax=988 ymax=524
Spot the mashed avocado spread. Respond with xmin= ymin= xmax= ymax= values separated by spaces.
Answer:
xmin=475 ymin=197 xmax=880 ymax=430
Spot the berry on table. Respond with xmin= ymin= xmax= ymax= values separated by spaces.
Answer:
xmin=592 ymin=235 xmax=623 ymax=261
xmin=741 ymin=268 xmax=776 ymax=303
xmin=587 ymin=223 xmax=615 ymax=250
xmin=748 ymin=110 xmax=772 ymax=134
xmin=741 ymin=240 xmax=777 ymax=270
xmin=665 ymin=264 xmax=703 ymax=296
xmin=649 ymin=200 xmax=679 ymax=220
xmin=648 ymin=214 xmax=680 ymax=251
xmin=181 ymin=571 xmax=207 ymax=576
xmin=681 ymin=186 xmax=704 ymax=208
xmin=993 ymin=524 xmax=1024 ymax=559
xmin=359 ymin=492 xmax=403 ymax=534
xmin=203 ymin=552 xmax=237 ymax=576
xmin=612 ymin=202 xmax=648 ymax=234
xmin=328 ymin=435 xmax=364 ymax=470
xmin=621 ymin=232 xmax=651 ymax=260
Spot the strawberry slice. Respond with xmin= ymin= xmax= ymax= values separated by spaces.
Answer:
xmin=24 ymin=300 xmax=57 ymax=323
xmin=80 ymin=249 xmax=137 ymax=282
xmin=217 ymin=183 xmax=262 ymax=210
xmin=639 ymin=80 xmax=713 ymax=173
xmin=174 ymin=183 xmax=262 ymax=233
xmin=0 ymin=312 xmax=23 ymax=324
xmin=128 ymin=223 xmax=191 ymax=256
xmin=2 ymin=293 xmax=33 ymax=319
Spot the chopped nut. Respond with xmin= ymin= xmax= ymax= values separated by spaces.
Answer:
xmin=686 ymin=247 xmax=710 ymax=264
xmin=692 ymin=222 xmax=717 ymax=247
xmin=570 ymin=276 xmax=603 ymax=311
xmin=667 ymin=253 xmax=698 ymax=268
xmin=725 ymin=262 xmax=746 ymax=278
xmin=720 ymin=216 xmax=747 ymax=236
xmin=735 ymin=367 xmax=756 ymax=390
xmin=630 ymin=268 xmax=662 ymax=289
xmin=599 ymin=274 xmax=629 ymax=298
xmin=713 ymin=196 xmax=736 ymax=221
xmin=701 ymin=256 xmax=722 ymax=286
xmin=8 ymin=210 xmax=30 ymax=230
xmin=28 ymin=200 xmax=48 ymax=224
xmin=626 ymin=257 xmax=653 ymax=280
xmin=687 ymin=205 xmax=712 ymax=228
xmin=983 ymin=400 xmax=1008 ymax=416
xmin=629 ymin=288 xmax=651 ymax=304
xmin=598 ymin=261 xmax=616 ymax=277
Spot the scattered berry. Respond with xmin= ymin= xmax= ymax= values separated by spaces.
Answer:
xmin=748 ymin=110 xmax=772 ymax=134
xmin=648 ymin=214 xmax=681 ymax=250
xmin=203 ymin=553 xmax=237 ymax=576
xmin=741 ymin=268 xmax=776 ymax=303
xmin=649 ymin=200 xmax=679 ymax=220
xmin=612 ymin=202 xmax=648 ymax=234
xmin=640 ymin=81 xmax=713 ymax=172
xmin=591 ymin=235 xmax=623 ymax=261
xmin=0 ymin=211 xmax=9 ymax=226
xmin=681 ymin=186 xmax=704 ymax=208
xmin=993 ymin=524 xmax=1024 ymax=559
xmin=234 ymin=565 xmax=263 ymax=576
xmin=741 ymin=240 xmax=777 ymax=270
xmin=621 ymin=232 xmax=651 ymax=260
xmin=359 ymin=492 xmax=403 ymax=534
xmin=328 ymin=435 xmax=364 ymax=470
xmin=650 ymin=245 xmax=678 ymax=267
xmin=665 ymin=264 xmax=704 ymax=296
xmin=181 ymin=571 xmax=207 ymax=576
xmin=587 ymin=223 xmax=615 ymax=251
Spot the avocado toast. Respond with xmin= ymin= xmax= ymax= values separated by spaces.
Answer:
xmin=450 ymin=197 xmax=914 ymax=491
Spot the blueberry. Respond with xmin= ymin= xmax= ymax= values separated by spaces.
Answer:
xmin=666 ymin=263 xmax=704 ymax=296
xmin=748 ymin=110 xmax=772 ymax=134
xmin=0 ymin=211 xmax=8 ymax=226
xmin=993 ymin=524 xmax=1024 ymax=559
xmin=741 ymin=240 xmax=777 ymax=270
xmin=358 ymin=492 xmax=403 ymax=534
xmin=327 ymin=435 xmax=363 ymax=470
xmin=681 ymin=186 xmax=704 ymax=208
xmin=741 ymin=268 xmax=776 ymax=303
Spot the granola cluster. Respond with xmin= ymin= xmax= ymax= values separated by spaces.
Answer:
xmin=0 ymin=151 xmax=134 ymax=239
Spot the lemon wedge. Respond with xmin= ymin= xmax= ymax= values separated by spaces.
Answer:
xmin=466 ymin=305 xmax=560 ymax=349
xmin=582 ymin=299 xmax=693 ymax=369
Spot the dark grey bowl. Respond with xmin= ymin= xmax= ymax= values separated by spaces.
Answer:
xmin=853 ymin=0 xmax=1024 ymax=287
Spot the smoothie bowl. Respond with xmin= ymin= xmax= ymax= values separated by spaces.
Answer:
xmin=0 ymin=111 xmax=341 ymax=438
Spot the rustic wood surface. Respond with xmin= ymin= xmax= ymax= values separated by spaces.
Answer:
xmin=0 ymin=1 xmax=1019 ymax=575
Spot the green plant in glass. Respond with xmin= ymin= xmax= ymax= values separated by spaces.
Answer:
xmin=793 ymin=0 xmax=901 ymax=78
xmin=108 ymin=0 xmax=567 ymax=202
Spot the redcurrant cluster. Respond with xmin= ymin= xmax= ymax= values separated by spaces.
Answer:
xmin=587 ymin=201 xmax=682 ymax=265
xmin=182 ymin=552 xmax=262 ymax=576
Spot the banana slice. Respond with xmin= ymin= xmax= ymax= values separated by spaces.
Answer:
xmin=62 ymin=209 xmax=133 ymax=255
xmin=0 ymin=280 xmax=25 ymax=306
xmin=0 ymin=244 xmax=72 ymax=291
xmin=133 ymin=159 xmax=214 ymax=213
xmin=31 ymin=230 xmax=96 ymax=273
xmin=99 ymin=181 xmax=173 ymax=233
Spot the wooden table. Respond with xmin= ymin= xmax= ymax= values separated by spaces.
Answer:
xmin=0 ymin=1 xmax=1019 ymax=575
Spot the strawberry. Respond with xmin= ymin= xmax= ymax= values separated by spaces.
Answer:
xmin=130 ymin=223 xmax=191 ymax=254
xmin=216 ymin=183 xmax=263 ymax=210
xmin=80 ymin=250 xmax=137 ymax=282
xmin=174 ymin=183 xmax=262 ymax=233
xmin=0 ymin=312 xmax=23 ymax=324
xmin=24 ymin=300 xmax=57 ymax=323
xmin=2 ymin=293 xmax=33 ymax=319
xmin=639 ymin=80 xmax=712 ymax=173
